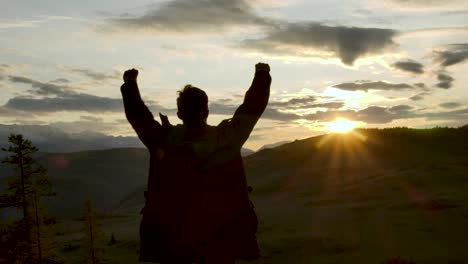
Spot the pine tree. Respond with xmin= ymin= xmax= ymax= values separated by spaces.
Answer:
xmin=108 ymin=233 xmax=116 ymax=246
xmin=0 ymin=133 xmax=57 ymax=263
xmin=81 ymin=198 xmax=106 ymax=264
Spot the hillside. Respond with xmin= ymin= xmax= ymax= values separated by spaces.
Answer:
xmin=1 ymin=127 xmax=468 ymax=263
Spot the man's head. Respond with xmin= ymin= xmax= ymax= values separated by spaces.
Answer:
xmin=177 ymin=84 xmax=209 ymax=124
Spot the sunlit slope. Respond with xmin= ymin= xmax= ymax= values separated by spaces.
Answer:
xmin=243 ymin=127 xmax=468 ymax=263
xmin=246 ymin=127 xmax=468 ymax=195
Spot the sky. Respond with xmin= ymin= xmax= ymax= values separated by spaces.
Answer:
xmin=0 ymin=0 xmax=467 ymax=150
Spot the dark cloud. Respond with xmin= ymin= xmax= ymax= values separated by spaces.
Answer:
xmin=71 ymin=68 xmax=120 ymax=81
xmin=422 ymin=108 xmax=468 ymax=121
xmin=268 ymin=96 xmax=317 ymax=108
xmin=8 ymin=75 xmax=71 ymax=96
xmin=439 ymin=102 xmax=462 ymax=109
xmin=413 ymin=83 xmax=428 ymax=89
xmin=80 ymin=115 xmax=104 ymax=122
xmin=241 ymin=22 xmax=397 ymax=65
xmin=50 ymin=78 xmax=71 ymax=84
xmin=110 ymin=0 xmax=270 ymax=32
xmin=261 ymin=108 xmax=301 ymax=122
xmin=409 ymin=92 xmax=429 ymax=101
xmin=432 ymin=44 xmax=468 ymax=67
xmin=107 ymin=1 xmax=397 ymax=65
xmin=389 ymin=105 xmax=413 ymax=114
xmin=392 ymin=60 xmax=424 ymax=74
xmin=333 ymin=81 xmax=413 ymax=92
xmin=430 ymin=44 xmax=467 ymax=90
xmin=436 ymin=72 xmax=454 ymax=89
xmin=409 ymin=95 xmax=423 ymax=101
xmin=5 ymin=75 xmax=168 ymax=113
xmin=356 ymin=106 xmax=400 ymax=123
xmin=5 ymin=94 xmax=123 ymax=113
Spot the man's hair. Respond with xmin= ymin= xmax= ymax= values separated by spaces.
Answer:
xmin=177 ymin=84 xmax=209 ymax=122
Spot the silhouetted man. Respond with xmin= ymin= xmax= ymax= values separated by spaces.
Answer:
xmin=121 ymin=63 xmax=271 ymax=264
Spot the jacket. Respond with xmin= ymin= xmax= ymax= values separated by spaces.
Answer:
xmin=121 ymin=70 xmax=271 ymax=262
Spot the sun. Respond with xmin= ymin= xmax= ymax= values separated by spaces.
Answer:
xmin=327 ymin=119 xmax=357 ymax=133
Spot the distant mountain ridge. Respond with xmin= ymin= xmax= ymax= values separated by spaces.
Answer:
xmin=0 ymin=124 xmax=143 ymax=153
xmin=0 ymin=124 xmax=255 ymax=155
xmin=1 ymin=126 xmax=467 ymax=219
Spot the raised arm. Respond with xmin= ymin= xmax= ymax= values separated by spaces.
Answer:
xmin=120 ymin=69 xmax=162 ymax=148
xmin=240 ymin=63 xmax=271 ymax=116
xmin=218 ymin=63 xmax=272 ymax=148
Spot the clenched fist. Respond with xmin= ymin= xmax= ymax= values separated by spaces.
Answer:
xmin=123 ymin=68 xmax=138 ymax=82
xmin=255 ymin=63 xmax=270 ymax=73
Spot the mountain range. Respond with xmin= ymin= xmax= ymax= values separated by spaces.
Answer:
xmin=1 ymin=126 xmax=467 ymax=218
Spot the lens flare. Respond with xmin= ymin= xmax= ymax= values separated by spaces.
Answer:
xmin=327 ymin=119 xmax=357 ymax=133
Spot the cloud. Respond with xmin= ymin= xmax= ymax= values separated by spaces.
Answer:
xmin=333 ymin=80 xmax=413 ymax=92
xmin=439 ymin=102 xmax=462 ymax=109
xmin=311 ymin=102 xmax=344 ymax=109
xmin=413 ymin=83 xmax=427 ymax=89
xmin=50 ymin=78 xmax=71 ymax=84
xmin=240 ymin=22 xmax=397 ymax=65
xmin=4 ymin=94 xmax=123 ymax=113
xmin=432 ymin=43 xmax=468 ymax=67
xmin=392 ymin=60 xmax=424 ymax=74
xmin=8 ymin=75 xmax=71 ymax=96
xmin=381 ymin=0 xmax=468 ymax=10
xmin=109 ymin=0 xmax=270 ymax=32
xmin=4 ymin=75 xmax=168 ymax=113
xmin=356 ymin=106 xmax=403 ymax=123
xmin=261 ymin=108 xmax=302 ymax=121
xmin=422 ymin=108 xmax=468 ymax=121
xmin=80 ymin=115 xmax=104 ymax=122
xmin=268 ymin=95 xmax=317 ymax=108
xmin=385 ymin=0 xmax=466 ymax=7
xmin=436 ymin=72 xmax=454 ymax=89
xmin=0 ymin=64 xmax=10 ymax=80
xmin=389 ymin=104 xmax=413 ymax=114
xmin=107 ymin=1 xmax=397 ymax=65
xmin=0 ymin=64 xmax=11 ymax=71
xmin=0 ymin=106 xmax=30 ymax=117
xmin=209 ymin=102 xmax=301 ymax=121
xmin=71 ymin=68 xmax=120 ymax=81
xmin=209 ymin=95 xmax=344 ymax=122
xmin=409 ymin=92 xmax=430 ymax=101
xmin=301 ymin=104 xmax=468 ymax=124
xmin=0 ymin=16 xmax=78 ymax=29
xmin=429 ymin=44 xmax=467 ymax=90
